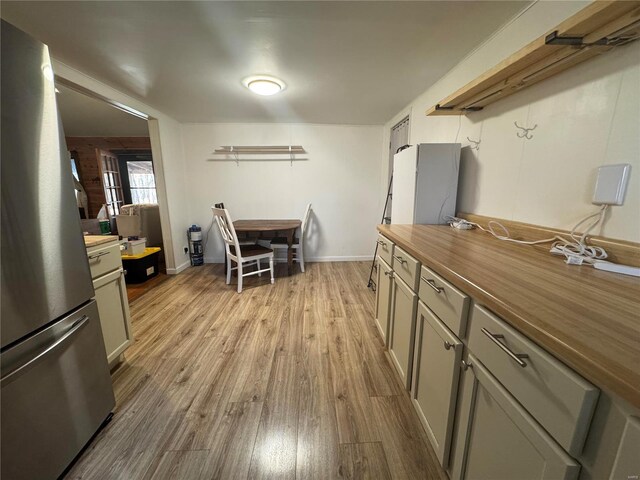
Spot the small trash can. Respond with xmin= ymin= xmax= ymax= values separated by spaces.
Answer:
xmin=121 ymin=247 xmax=161 ymax=284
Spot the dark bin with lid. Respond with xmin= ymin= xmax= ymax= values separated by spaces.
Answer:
xmin=121 ymin=247 xmax=161 ymax=284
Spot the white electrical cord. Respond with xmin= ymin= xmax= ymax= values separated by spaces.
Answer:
xmin=446 ymin=205 xmax=610 ymax=266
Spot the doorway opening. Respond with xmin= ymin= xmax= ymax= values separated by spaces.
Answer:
xmin=57 ymin=83 xmax=168 ymax=301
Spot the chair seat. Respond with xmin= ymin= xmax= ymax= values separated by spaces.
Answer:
xmin=270 ymin=237 xmax=300 ymax=246
xmin=229 ymin=244 xmax=273 ymax=257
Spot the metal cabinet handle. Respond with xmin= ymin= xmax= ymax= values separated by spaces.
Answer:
xmin=444 ymin=340 xmax=453 ymax=350
xmin=461 ymin=360 xmax=473 ymax=371
xmin=393 ymin=255 xmax=407 ymax=265
xmin=88 ymin=251 xmax=109 ymax=260
xmin=481 ymin=328 xmax=529 ymax=368
xmin=384 ymin=271 xmax=393 ymax=277
xmin=421 ymin=276 xmax=443 ymax=293
xmin=1 ymin=316 xmax=89 ymax=386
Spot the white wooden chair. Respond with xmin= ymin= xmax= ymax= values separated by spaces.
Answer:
xmin=211 ymin=207 xmax=274 ymax=293
xmin=215 ymin=202 xmax=255 ymax=276
xmin=269 ymin=203 xmax=312 ymax=272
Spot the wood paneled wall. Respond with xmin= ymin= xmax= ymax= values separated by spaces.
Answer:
xmin=66 ymin=137 xmax=151 ymax=217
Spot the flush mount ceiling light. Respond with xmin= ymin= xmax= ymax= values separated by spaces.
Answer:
xmin=242 ymin=75 xmax=286 ymax=96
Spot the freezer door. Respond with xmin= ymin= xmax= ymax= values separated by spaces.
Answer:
xmin=1 ymin=21 xmax=94 ymax=348
xmin=1 ymin=300 xmax=115 ymax=480
xmin=391 ymin=145 xmax=419 ymax=224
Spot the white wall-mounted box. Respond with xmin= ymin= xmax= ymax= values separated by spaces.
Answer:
xmin=592 ymin=164 xmax=631 ymax=206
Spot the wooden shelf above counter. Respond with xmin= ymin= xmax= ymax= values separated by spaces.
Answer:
xmin=426 ymin=1 xmax=640 ymax=116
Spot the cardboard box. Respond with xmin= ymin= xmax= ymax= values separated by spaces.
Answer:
xmin=122 ymin=238 xmax=146 ymax=256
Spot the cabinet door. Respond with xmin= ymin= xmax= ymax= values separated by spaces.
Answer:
xmin=375 ymin=257 xmax=393 ymax=345
xmin=610 ymin=416 xmax=640 ymax=480
xmin=450 ymin=354 xmax=580 ymax=480
xmin=388 ymin=275 xmax=418 ymax=390
xmin=411 ymin=301 xmax=463 ymax=468
xmin=93 ymin=269 xmax=133 ymax=364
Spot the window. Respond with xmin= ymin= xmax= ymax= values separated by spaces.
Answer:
xmin=70 ymin=156 xmax=80 ymax=181
xmin=127 ymin=161 xmax=157 ymax=204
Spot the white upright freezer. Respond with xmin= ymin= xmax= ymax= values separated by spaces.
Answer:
xmin=391 ymin=143 xmax=461 ymax=225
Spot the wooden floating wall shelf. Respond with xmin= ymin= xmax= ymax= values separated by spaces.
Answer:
xmin=426 ymin=1 xmax=640 ymax=116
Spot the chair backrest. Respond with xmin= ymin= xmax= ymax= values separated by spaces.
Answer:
xmin=301 ymin=203 xmax=312 ymax=237
xmin=211 ymin=207 xmax=239 ymax=256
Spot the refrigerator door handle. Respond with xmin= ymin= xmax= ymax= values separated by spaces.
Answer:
xmin=1 ymin=315 xmax=89 ymax=386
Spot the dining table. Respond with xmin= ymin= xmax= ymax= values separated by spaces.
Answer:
xmin=233 ymin=219 xmax=302 ymax=275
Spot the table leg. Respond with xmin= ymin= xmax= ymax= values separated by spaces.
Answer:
xmin=287 ymin=229 xmax=294 ymax=275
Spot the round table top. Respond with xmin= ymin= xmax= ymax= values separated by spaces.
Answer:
xmin=233 ymin=219 xmax=301 ymax=232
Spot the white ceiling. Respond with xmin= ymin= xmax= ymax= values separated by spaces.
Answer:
xmin=2 ymin=1 xmax=529 ymax=125
xmin=57 ymin=84 xmax=149 ymax=137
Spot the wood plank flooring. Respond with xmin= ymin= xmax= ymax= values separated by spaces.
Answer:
xmin=65 ymin=262 xmax=446 ymax=480
xmin=126 ymin=272 xmax=169 ymax=303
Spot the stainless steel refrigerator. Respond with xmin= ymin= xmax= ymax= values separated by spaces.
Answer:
xmin=1 ymin=20 xmax=115 ymax=480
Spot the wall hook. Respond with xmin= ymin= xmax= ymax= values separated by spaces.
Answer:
xmin=514 ymin=121 xmax=537 ymax=140
xmin=466 ymin=136 xmax=481 ymax=150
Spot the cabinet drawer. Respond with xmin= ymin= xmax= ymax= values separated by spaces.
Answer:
xmin=377 ymin=234 xmax=394 ymax=266
xmin=468 ymin=305 xmax=599 ymax=456
xmin=392 ymin=246 xmax=420 ymax=291
xmin=87 ymin=242 xmax=122 ymax=280
xmin=418 ymin=265 xmax=469 ymax=338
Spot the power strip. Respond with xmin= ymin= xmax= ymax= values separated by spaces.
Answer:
xmin=593 ymin=260 xmax=640 ymax=277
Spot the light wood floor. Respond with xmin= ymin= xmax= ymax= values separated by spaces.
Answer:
xmin=66 ymin=262 xmax=446 ymax=480
xmin=126 ymin=272 xmax=169 ymax=303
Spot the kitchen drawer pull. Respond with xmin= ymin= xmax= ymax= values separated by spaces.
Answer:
xmin=444 ymin=340 xmax=453 ymax=350
xmin=384 ymin=271 xmax=393 ymax=277
xmin=481 ymin=328 xmax=529 ymax=368
xmin=88 ymin=251 xmax=109 ymax=260
xmin=461 ymin=359 xmax=472 ymax=371
xmin=393 ymin=255 xmax=407 ymax=265
xmin=421 ymin=277 xmax=443 ymax=293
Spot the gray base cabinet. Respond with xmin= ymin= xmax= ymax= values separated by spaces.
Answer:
xmin=93 ymin=269 xmax=132 ymax=365
xmin=375 ymin=257 xmax=393 ymax=345
xmin=609 ymin=416 xmax=640 ymax=480
xmin=87 ymin=239 xmax=133 ymax=368
xmin=411 ymin=301 xmax=463 ymax=468
xmin=388 ymin=275 xmax=417 ymax=390
xmin=374 ymin=233 xmax=639 ymax=480
xmin=451 ymin=354 xmax=580 ymax=480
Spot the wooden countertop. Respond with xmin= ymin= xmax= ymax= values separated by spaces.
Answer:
xmin=84 ymin=235 xmax=119 ymax=248
xmin=378 ymin=224 xmax=640 ymax=408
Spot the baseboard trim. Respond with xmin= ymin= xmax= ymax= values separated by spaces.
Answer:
xmin=307 ymin=256 xmax=374 ymax=262
xmin=166 ymin=260 xmax=190 ymax=275
xmin=203 ymin=255 xmax=373 ymax=264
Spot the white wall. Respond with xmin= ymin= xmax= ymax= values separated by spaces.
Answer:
xmin=181 ymin=123 xmax=384 ymax=262
xmin=52 ymin=61 xmax=192 ymax=272
xmin=384 ymin=1 xmax=640 ymax=242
